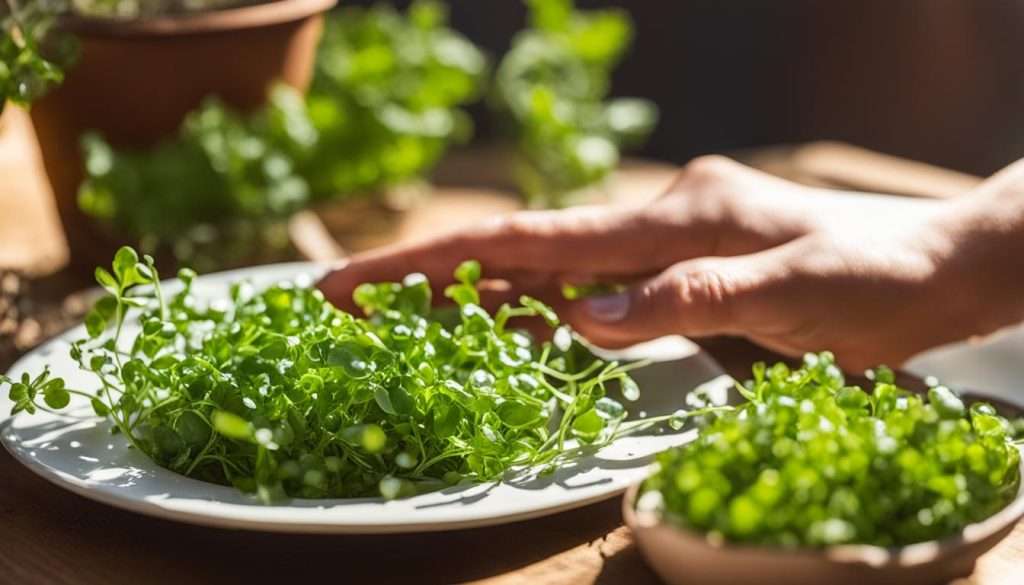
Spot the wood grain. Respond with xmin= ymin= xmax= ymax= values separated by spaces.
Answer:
xmin=0 ymin=443 xmax=660 ymax=585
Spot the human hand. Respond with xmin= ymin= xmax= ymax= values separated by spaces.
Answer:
xmin=319 ymin=156 xmax=1024 ymax=370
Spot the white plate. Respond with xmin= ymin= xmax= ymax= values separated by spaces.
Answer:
xmin=0 ymin=263 xmax=730 ymax=534
xmin=907 ymin=324 xmax=1024 ymax=404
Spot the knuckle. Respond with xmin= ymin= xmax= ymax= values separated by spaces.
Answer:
xmin=686 ymin=267 xmax=733 ymax=308
xmin=478 ymin=211 xmax=560 ymax=266
xmin=681 ymin=155 xmax=737 ymax=183
xmin=499 ymin=215 xmax=535 ymax=240
xmin=661 ymin=156 xmax=744 ymax=225
xmin=669 ymin=265 xmax=738 ymax=326
xmin=484 ymin=213 xmax=541 ymax=243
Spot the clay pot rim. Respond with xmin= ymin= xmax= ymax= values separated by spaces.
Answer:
xmin=624 ymin=445 xmax=1024 ymax=570
xmin=61 ymin=0 xmax=337 ymax=37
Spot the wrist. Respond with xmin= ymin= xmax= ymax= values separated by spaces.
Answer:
xmin=927 ymin=173 xmax=1024 ymax=337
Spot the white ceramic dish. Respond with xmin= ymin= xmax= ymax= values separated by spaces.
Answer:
xmin=908 ymin=324 xmax=1024 ymax=404
xmin=0 ymin=262 xmax=729 ymax=534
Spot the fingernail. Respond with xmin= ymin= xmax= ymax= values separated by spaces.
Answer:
xmin=585 ymin=292 xmax=630 ymax=322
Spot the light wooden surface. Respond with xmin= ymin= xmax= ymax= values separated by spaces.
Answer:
xmin=740 ymin=141 xmax=983 ymax=198
xmin=0 ymin=108 xmax=67 ymax=275
xmin=1 ymin=106 xmax=1021 ymax=585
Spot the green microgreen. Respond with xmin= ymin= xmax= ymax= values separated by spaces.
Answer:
xmin=492 ymin=0 xmax=658 ymax=208
xmin=301 ymin=0 xmax=486 ymax=198
xmin=4 ymin=247 xmax=648 ymax=501
xmin=0 ymin=0 xmax=75 ymax=111
xmin=560 ymin=281 xmax=626 ymax=300
xmin=77 ymin=86 xmax=314 ymax=272
xmin=639 ymin=352 xmax=1022 ymax=548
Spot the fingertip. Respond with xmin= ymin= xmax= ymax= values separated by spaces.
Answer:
xmin=316 ymin=264 xmax=361 ymax=312
xmin=582 ymin=292 xmax=631 ymax=323
xmin=560 ymin=296 xmax=631 ymax=349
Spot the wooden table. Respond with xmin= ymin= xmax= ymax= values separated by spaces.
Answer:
xmin=1 ymin=107 xmax=1021 ymax=585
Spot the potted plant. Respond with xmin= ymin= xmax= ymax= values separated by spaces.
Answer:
xmin=9 ymin=0 xmax=336 ymax=270
xmin=72 ymin=0 xmax=487 ymax=272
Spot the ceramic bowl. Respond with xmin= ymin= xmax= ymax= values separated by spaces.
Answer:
xmin=624 ymin=449 xmax=1024 ymax=585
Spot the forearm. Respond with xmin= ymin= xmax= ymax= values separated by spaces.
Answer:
xmin=929 ymin=159 xmax=1024 ymax=335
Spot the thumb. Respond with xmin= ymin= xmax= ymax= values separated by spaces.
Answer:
xmin=565 ymin=253 xmax=777 ymax=348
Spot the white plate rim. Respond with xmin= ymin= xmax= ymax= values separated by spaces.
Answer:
xmin=0 ymin=262 xmax=724 ymax=534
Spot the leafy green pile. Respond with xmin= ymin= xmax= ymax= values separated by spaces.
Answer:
xmin=493 ymin=0 xmax=657 ymax=207
xmin=77 ymin=0 xmax=485 ymax=268
xmin=3 ymin=248 xmax=647 ymax=500
xmin=0 ymin=0 xmax=74 ymax=111
xmin=79 ymin=86 xmax=315 ymax=272
xmin=640 ymin=353 xmax=1022 ymax=548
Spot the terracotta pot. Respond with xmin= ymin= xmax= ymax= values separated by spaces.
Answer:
xmin=29 ymin=0 xmax=337 ymax=272
xmin=623 ymin=449 xmax=1024 ymax=585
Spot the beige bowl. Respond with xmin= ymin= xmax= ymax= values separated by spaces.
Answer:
xmin=624 ymin=451 xmax=1024 ymax=585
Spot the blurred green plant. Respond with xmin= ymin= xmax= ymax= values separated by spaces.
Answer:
xmin=79 ymin=86 xmax=315 ymax=272
xmin=77 ymin=0 xmax=486 ymax=269
xmin=0 ymin=0 xmax=75 ymax=112
xmin=493 ymin=0 xmax=657 ymax=208
xmin=301 ymin=0 xmax=486 ymax=198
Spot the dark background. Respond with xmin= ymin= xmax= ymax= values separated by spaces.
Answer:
xmin=344 ymin=0 xmax=1024 ymax=176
